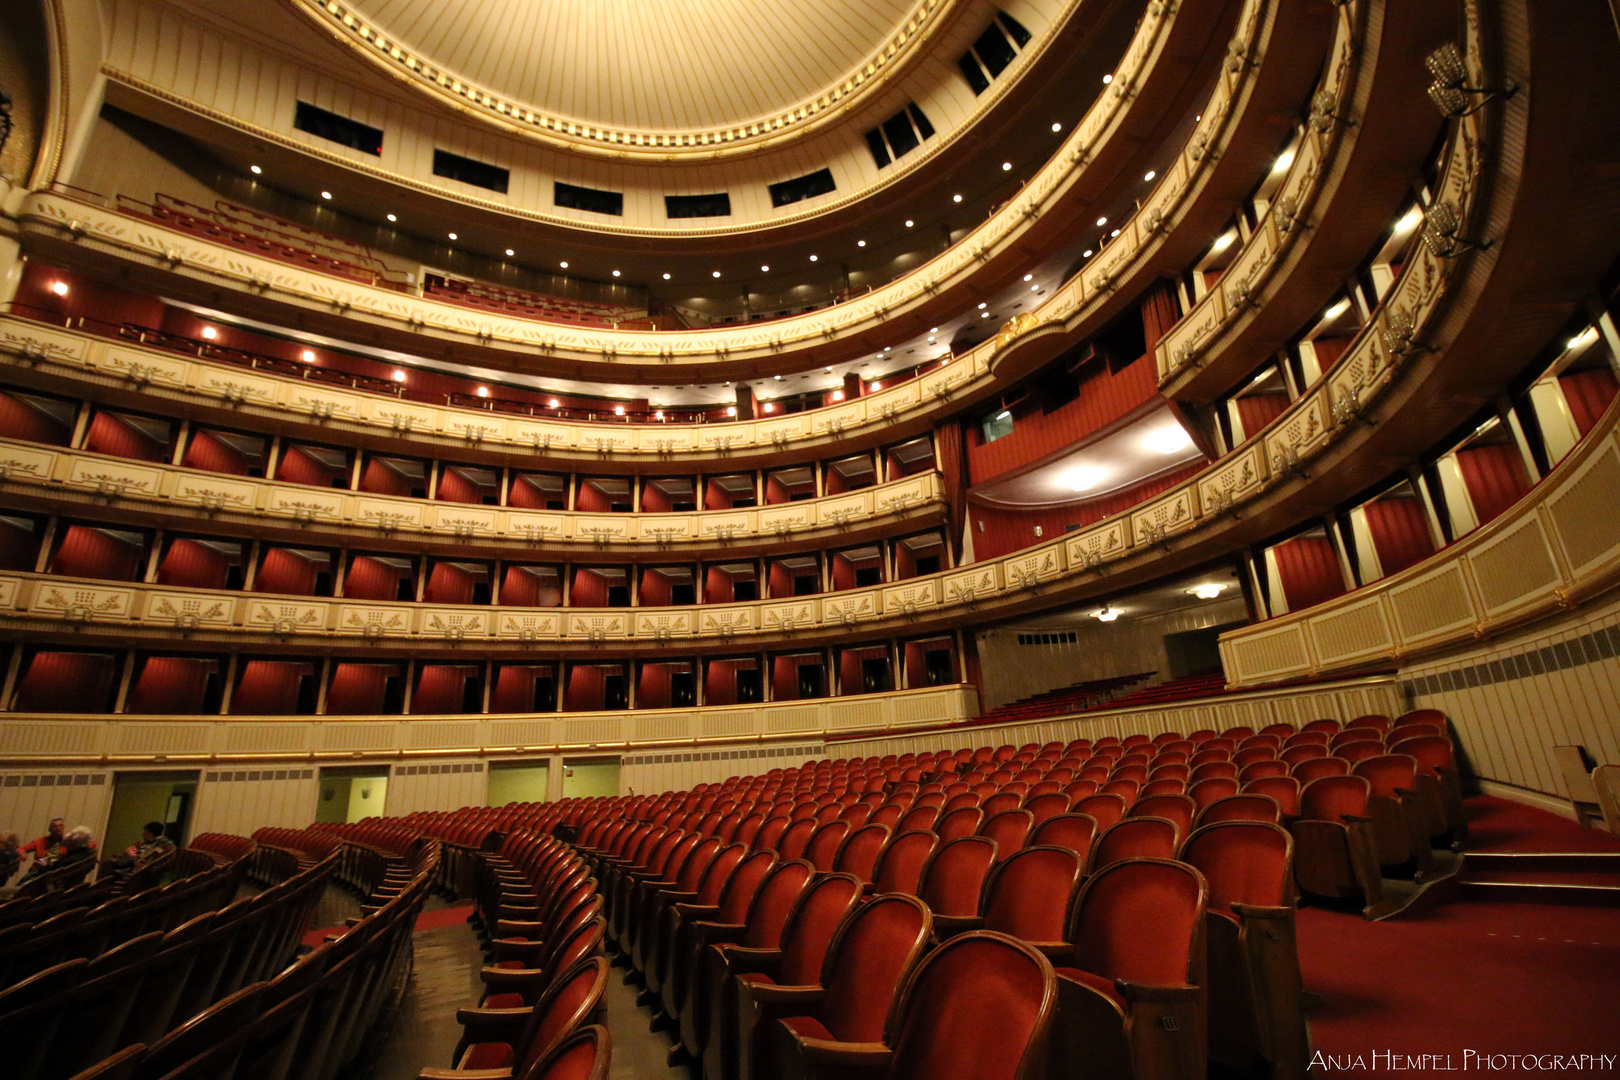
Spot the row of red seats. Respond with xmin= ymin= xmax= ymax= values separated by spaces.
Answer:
xmin=972 ymin=673 xmax=1155 ymax=726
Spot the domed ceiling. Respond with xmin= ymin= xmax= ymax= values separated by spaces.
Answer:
xmin=291 ymin=0 xmax=956 ymax=156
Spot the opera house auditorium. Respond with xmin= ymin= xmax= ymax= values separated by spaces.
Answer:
xmin=0 ymin=0 xmax=1618 ymax=1076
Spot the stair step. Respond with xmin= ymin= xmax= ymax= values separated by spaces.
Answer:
xmin=1459 ymin=880 xmax=1620 ymax=906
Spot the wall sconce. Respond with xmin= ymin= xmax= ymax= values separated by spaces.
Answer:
xmin=1425 ymin=43 xmax=1516 ymax=118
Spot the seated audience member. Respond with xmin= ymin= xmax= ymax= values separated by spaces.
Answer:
xmin=20 ymin=824 xmax=97 ymax=886
xmin=106 ymin=821 xmax=177 ymax=876
xmin=0 ymin=832 xmax=19 ymax=886
xmin=17 ymin=816 xmax=67 ymax=869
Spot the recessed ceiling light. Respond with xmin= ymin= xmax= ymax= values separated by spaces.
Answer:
xmin=1110 ymin=229 xmax=1120 ymax=238
xmin=952 ymin=194 xmax=963 ymax=203
xmin=1094 ymin=607 xmax=1121 ymax=622
xmin=857 ymin=240 xmax=866 ymax=247
xmin=1394 ymin=206 xmax=1424 ymax=233
xmin=548 ymin=398 xmax=560 ymax=408
xmin=1002 ymin=162 xmax=1012 ymax=171
xmin=476 ymin=387 xmax=489 ymax=398
xmin=905 ymin=220 xmax=915 ymax=227
xmin=301 ymin=349 xmax=316 ymax=362
xmin=614 ymin=405 xmax=625 ymax=416
xmin=1273 ymin=149 xmax=1296 ymax=173
xmin=386 ymin=213 xmax=397 ymax=222
xmin=774 ymin=374 xmax=784 ymax=381
xmin=1211 ymin=232 xmax=1235 ymax=253
xmin=977 ymin=302 xmax=988 ymax=309
xmin=1188 ymin=583 xmax=1226 ymax=600
xmin=981 ymin=312 xmax=991 ymax=318
xmin=1144 ymin=170 xmax=1157 ymax=182
xmin=1082 ymin=249 xmax=1094 ymax=257
xmin=832 ymin=390 xmax=845 ymax=401
xmin=559 ymin=261 xmax=568 ymax=269
xmin=662 ymin=272 xmax=671 ymax=279
xmin=250 ymin=165 xmax=262 ymax=175
xmin=760 ymin=265 xmax=770 ymax=272
xmin=1102 ymin=74 xmax=1113 ymax=84
xmin=713 ymin=270 xmax=722 ymax=278
xmin=1324 ymin=299 xmax=1351 ymax=319
xmin=1061 ymin=466 xmax=1106 ymax=491
xmin=320 ymin=191 xmax=331 ymax=199
xmin=726 ymin=406 xmax=737 ymax=416
xmin=871 ymin=381 xmax=882 ymax=390
xmin=927 ymin=337 xmax=935 ymax=342
xmin=654 ymin=410 xmax=664 ymax=420
xmin=1031 ymin=284 xmax=1040 ymax=291
xmin=1096 ymin=216 xmax=1108 ymax=227
xmin=1051 ymin=123 xmax=1062 ymax=133
xmin=930 ymin=328 xmax=938 ymax=333
xmin=612 ymin=270 xmax=621 ymax=277
xmin=50 ymin=281 xmax=68 ymax=296
xmin=825 ymin=367 xmax=833 ymax=373
xmin=505 ymin=248 xmax=515 ymax=256
xmin=1023 ymin=274 xmax=1034 ymax=281
xmin=809 ymin=254 xmax=819 ymax=262
xmin=391 ymin=369 xmax=406 ymax=382
xmin=1145 ymin=426 xmax=1193 ymax=454
xmin=1568 ymin=328 xmax=1599 ymax=350
xmin=448 ymin=232 xmax=458 ymax=240
xmin=201 ymin=327 xmax=217 ymax=340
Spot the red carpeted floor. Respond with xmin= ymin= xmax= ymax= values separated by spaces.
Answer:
xmin=1297 ymin=796 xmax=1620 ymax=1076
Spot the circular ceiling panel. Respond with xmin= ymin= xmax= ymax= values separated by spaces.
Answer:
xmin=297 ymin=0 xmax=955 ymax=156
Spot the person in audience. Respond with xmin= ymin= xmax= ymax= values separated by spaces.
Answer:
xmin=0 ymin=832 xmax=19 ymax=885
xmin=16 ymin=816 xmax=67 ymax=869
xmin=105 ymin=821 xmax=176 ymax=876
xmin=19 ymin=824 xmax=96 ymax=886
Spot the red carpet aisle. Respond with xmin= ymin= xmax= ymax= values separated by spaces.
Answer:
xmin=1299 ymin=796 xmax=1620 ymax=1076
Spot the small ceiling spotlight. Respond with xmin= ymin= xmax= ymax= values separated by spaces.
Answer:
xmin=1024 ymin=273 xmax=1034 ymax=281
xmin=1002 ymin=162 xmax=1012 ymax=171
xmin=1324 ymin=299 xmax=1351 ymax=320
xmin=1102 ymin=74 xmax=1113 ymax=84
xmin=612 ymin=270 xmax=621 ymax=277
xmin=978 ymin=302 xmax=988 ymax=309
xmin=662 ymin=272 xmax=671 ymax=279
xmin=559 ymin=261 xmax=569 ymax=269
xmin=774 ymin=374 xmax=784 ymax=381
xmin=301 ymin=349 xmax=316 ymax=362
xmin=1211 ymin=232 xmax=1236 ymax=253
xmin=1188 ymin=583 xmax=1226 ymax=600
xmin=476 ymin=386 xmax=490 ymax=398
xmin=50 ymin=281 xmax=69 ymax=296
xmin=1272 ymin=149 xmax=1296 ymax=173
xmin=1061 ymin=466 xmax=1106 ymax=491
xmin=392 ymin=370 xmax=407 ymax=382
xmin=448 ymin=232 xmax=458 ymax=240
xmin=548 ymin=398 xmax=561 ymax=408
xmin=320 ymin=191 xmax=332 ymax=199
xmin=762 ymin=402 xmax=775 ymax=413
xmin=1144 ymin=170 xmax=1157 ymax=182
xmin=857 ymin=240 xmax=867 ymax=247
xmin=760 ymin=265 xmax=770 ymax=272
xmin=505 ymin=248 xmax=515 ymax=256
xmin=1568 ymin=328 xmax=1599 ymax=351
xmin=654 ymin=410 xmax=665 ymax=420
xmin=201 ymin=327 xmax=217 ymax=340
xmin=725 ymin=405 xmax=737 ymax=416
xmin=809 ymin=254 xmax=819 ymax=262
xmin=832 ymin=390 xmax=845 ymax=401
xmin=870 ymin=381 xmax=882 ymax=391
xmin=953 ymin=194 xmax=963 ymax=203
xmin=1051 ymin=123 xmax=1062 ymax=133
xmin=712 ymin=270 xmax=722 ymax=278
xmin=612 ymin=405 xmax=624 ymax=416
xmin=1096 ymin=216 xmax=1108 ymax=227
xmin=1082 ymin=249 xmax=1094 ymax=257
xmin=905 ymin=219 xmax=915 ymax=227
xmin=386 ymin=213 xmax=397 ymax=222
xmin=250 ymin=165 xmax=262 ymax=175
xmin=1094 ymin=607 xmax=1122 ymax=622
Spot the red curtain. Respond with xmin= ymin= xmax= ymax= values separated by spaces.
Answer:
xmin=1235 ymin=394 xmax=1289 ymax=440
xmin=501 ymin=565 xmax=559 ymax=607
xmin=436 ymin=467 xmax=481 ymax=504
xmin=181 ymin=431 xmax=249 ymax=475
xmin=359 ymin=457 xmax=417 ymax=497
xmin=255 ymin=548 xmax=320 ymax=595
xmin=53 ymin=525 xmax=145 ymax=581
xmin=231 ymin=660 xmax=313 ymax=715
xmin=572 ymin=568 xmax=609 ymax=607
xmin=278 ymin=446 xmax=347 ymax=488
xmin=491 ymin=664 xmax=553 ymax=713
xmin=413 ymin=664 xmax=479 ymax=713
xmin=936 ymin=421 xmax=970 ymax=561
xmin=704 ymin=660 xmax=741 ymax=707
xmin=157 ymin=538 xmax=230 ymax=590
xmin=637 ymin=663 xmax=675 ymax=709
xmin=967 ymin=463 xmax=1203 ymax=561
xmin=830 ymin=556 xmax=857 ymax=592
xmin=1363 ymin=497 xmax=1435 ymax=578
xmin=0 ymin=392 xmax=71 ymax=445
xmin=85 ymin=412 xmax=167 ymax=462
xmin=345 ymin=556 xmax=411 ymax=601
xmin=1560 ymin=368 xmax=1620 ymax=437
xmin=327 ymin=663 xmax=398 ymax=714
xmin=1272 ymin=535 xmax=1346 ymax=611
xmin=1455 ymin=444 xmax=1531 ymax=527
xmin=639 ymin=569 xmax=673 ymax=606
xmin=771 ymin=656 xmax=799 ymax=701
xmin=507 ymin=476 xmax=553 ymax=510
xmin=1310 ymin=336 xmax=1353 ymax=372
xmin=127 ymin=657 xmax=218 ymax=714
xmin=565 ymin=664 xmax=608 ymax=711
xmin=969 ymin=357 xmax=1160 ymax=483
xmin=423 ymin=562 xmax=475 ymax=605
xmin=13 ymin=652 xmax=117 ymax=713
xmin=1140 ymin=280 xmax=1182 ymax=351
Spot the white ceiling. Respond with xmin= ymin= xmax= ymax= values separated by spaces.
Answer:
xmin=342 ymin=0 xmax=927 ymax=132
xmin=971 ymin=403 xmax=1207 ymax=508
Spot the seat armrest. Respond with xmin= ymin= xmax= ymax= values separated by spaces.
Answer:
xmin=674 ymin=902 xmax=722 ymax=920
xmin=419 ymin=1068 xmax=513 ymax=1080
xmin=1116 ymin=980 xmax=1199 ymax=1005
xmin=742 ymin=984 xmax=825 ymax=1007
xmin=455 ymin=1005 xmax=533 ymax=1027
xmin=793 ymin=1038 xmax=893 ymax=1070
xmin=656 ymin=888 xmax=699 ymax=902
xmin=1230 ymin=902 xmax=1295 ymax=921
xmin=719 ymin=946 xmax=784 ymax=975
xmin=479 ymin=967 xmax=544 ymax=987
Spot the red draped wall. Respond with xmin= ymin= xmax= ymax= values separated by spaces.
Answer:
xmin=968 ymin=463 xmax=1204 ymax=561
xmin=1363 ymin=497 xmax=1435 ymax=578
xmin=436 ymin=468 xmax=482 ymax=504
xmin=501 ymin=566 xmax=560 ymax=607
xmin=53 ymin=525 xmax=145 ymax=581
xmin=1140 ymin=280 xmax=1182 ymax=352
xmin=278 ymin=446 xmax=348 ymax=488
xmin=13 ymin=652 xmax=117 ymax=713
xmin=345 ymin=556 xmax=412 ymax=602
xmin=424 ymin=562 xmax=477 ymax=605
xmin=1560 ymin=368 xmax=1620 ymax=437
xmin=127 ymin=657 xmax=219 ymax=714
xmin=232 ymin=660 xmax=314 ymax=715
xmin=0 ymin=392 xmax=71 ymax=445
xmin=491 ymin=665 xmax=554 ymax=713
xmin=1456 ymin=444 xmax=1531 ymax=528
xmin=1235 ymin=394 xmax=1289 ymax=440
xmin=85 ymin=412 xmax=167 ymax=462
xmin=936 ymin=421 xmax=970 ymax=561
xmin=255 ymin=548 xmax=321 ymax=595
xmin=1272 ymin=535 xmax=1346 ymax=612
xmin=181 ymin=431 xmax=249 ymax=475
xmin=359 ymin=458 xmax=418 ymax=497
xmin=565 ymin=664 xmax=608 ymax=711
xmin=413 ymin=664 xmax=479 ymax=713
xmin=572 ymin=569 xmax=609 ymax=607
xmin=637 ymin=664 xmax=675 ymax=709
xmin=327 ymin=663 xmax=398 ymax=714
xmin=157 ymin=539 xmax=230 ymax=590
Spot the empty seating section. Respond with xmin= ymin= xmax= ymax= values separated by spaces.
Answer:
xmin=423 ymin=274 xmax=645 ymax=327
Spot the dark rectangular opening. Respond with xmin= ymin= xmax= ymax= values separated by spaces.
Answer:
xmin=736 ymin=669 xmax=762 ymax=704
xmin=533 ymin=677 xmax=556 ymax=713
xmin=556 ymin=181 xmax=624 ymax=216
xmin=855 ymin=566 xmax=882 ymax=588
xmin=295 ymin=673 xmax=319 ymax=715
xmin=908 ymin=103 xmax=936 ymax=140
xmin=461 ymin=675 xmax=484 ymax=714
xmin=607 ymin=585 xmax=631 ymax=608
xmin=882 ymin=112 xmax=919 ymax=159
xmin=603 ymin=674 xmax=627 ymax=711
xmin=382 ymin=675 xmax=405 ymax=714
xmin=294 ymin=101 xmax=383 ymax=155
xmin=861 ymin=657 xmax=889 ymax=693
xmin=671 ymin=671 xmax=695 ymax=708
xmin=793 ymin=575 xmax=818 ymax=596
xmin=732 ymin=580 xmax=758 ymax=603
xmin=997 ymin=11 xmax=1032 ymax=46
xmin=470 ymin=582 xmax=492 ymax=606
xmin=395 ymin=577 xmax=415 ymax=602
xmin=798 ymin=665 xmax=824 ymax=699
xmin=865 ymin=129 xmax=892 ymax=169
xmin=924 ymin=649 xmax=952 ymax=686
xmin=974 ymin=24 xmax=1017 ymax=77
xmin=768 ymin=169 xmax=837 ymax=208
xmin=915 ymin=555 xmax=941 ymax=576
xmin=671 ymin=584 xmax=696 ymax=606
xmin=665 ymin=192 xmax=733 ymax=219
xmin=957 ymin=53 xmax=990 ymax=95
xmin=432 ymin=149 xmax=509 ymax=193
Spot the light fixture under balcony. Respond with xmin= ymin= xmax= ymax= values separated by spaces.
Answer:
xmin=51 ymin=281 xmax=68 ymax=296
xmin=320 ymin=191 xmax=332 ymax=199
xmin=1145 ymin=426 xmax=1193 ymax=454
xmin=871 ymin=381 xmax=883 ymax=390
xmin=505 ymin=248 xmax=515 ymax=256
xmin=1188 ymin=583 xmax=1226 ymax=600
xmin=386 ymin=213 xmax=397 ymax=222
xmin=202 ymin=327 xmax=217 ymax=340
xmin=548 ymin=398 xmax=560 ymax=408
xmin=1061 ymin=466 xmax=1106 ymax=491
xmin=762 ymin=403 xmax=775 ymax=413
xmin=1568 ymin=328 xmax=1599 ymax=351
xmin=391 ymin=370 xmax=406 ymax=382
xmin=1425 ymin=42 xmax=1517 ymax=118
xmin=1324 ymin=298 xmax=1351 ymax=320
xmin=476 ymin=387 xmax=489 ymax=398
xmin=1212 ymin=231 xmax=1236 ymax=253
xmin=301 ymin=349 xmax=316 ymax=362
xmin=250 ymin=165 xmax=262 ymax=175
xmin=1272 ymin=149 xmax=1295 ymax=173
xmin=726 ymin=406 xmax=737 ymax=416
xmin=1094 ymin=607 xmax=1122 ymax=622
xmin=832 ymin=390 xmax=845 ymax=401
xmin=614 ymin=405 xmax=625 ymax=416
xmin=1144 ymin=170 xmax=1157 ymax=182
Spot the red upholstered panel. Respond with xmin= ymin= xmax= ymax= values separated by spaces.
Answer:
xmin=461 ymin=1043 xmax=514 ymax=1070
xmin=344 ymin=556 xmax=410 ymax=601
xmin=1387 ymin=736 xmax=1455 ymax=776
xmin=1130 ymin=796 xmax=1195 ymax=839
xmin=637 ymin=662 xmax=674 ymax=709
xmin=889 ymin=935 xmax=1051 ymax=1080
xmin=501 ymin=566 xmax=560 ymax=607
xmin=1271 ymin=534 xmax=1345 ymax=611
xmin=327 ymin=662 xmax=398 ymax=714
xmin=13 ymin=651 xmax=117 ymax=712
xmin=255 ymin=548 xmax=321 ymax=595
xmin=571 ymin=568 xmax=609 ymax=607
xmin=1071 ymin=861 xmax=1202 ymax=984
xmin=181 ymin=430 xmax=249 ymax=475
xmin=1560 ymin=367 xmax=1619 ymax=437
xmin=980 ymin=810 xmax=1033 ymax=856
xmin=873 ymin=831 xmax=937 ymax=895
xmin=84 ymin=412 xmax=167 ymax=462
xmin=1197 ymin=794 xmax=1282 ymax=825
xmin=435 ymin=467 xmax=481 ymax=504
xmin=1456 ymin=443 xmax=1531 ymax=528
xmin=413 ymin=664 xmax=478 ymax=714
xmin=1299 ymin=776 xmax=1370 ymax=822
xmin=744 ymin=861 xmax=814 ymax=947
xmin=1293 ymin=757 xmax=1350 ymax=783
xmin=1243 ymin=778 xmax=1301 ymax=816
xmin=53 ymin=525 xmax=145 ymax=581
xmin=1363 ymin=495 xmax=1435 ymax=577
xmin=0 ymin=392 xmax=72 ymax=445
xmin=817 ymin=896 xmax=930 ymax=1041
xmin=157 ymin=538 xmax=230 ymax=590
xmin=1353 ymin=754 xmax=1418 ymax=799
xmin=277 ymin=446 xmax=348 ymax=488
xmin=127 ymin=656 xmax=219 ymax=715
xmin=1072 ymin=794 xmax=1126 ymax=830
xmin=423 ymin=562 xmax=476 ymax=605
xmin=232 ymin=660 xmax=313 ymax=714
xmin=490 ymin=664 xmax=552 ymax=713
xmin=778 ymin=875 xmax=863 ymax=984
xmin=1236 ymin=393 xmax=1289 ymax=438
xmin=358 ymin=457 xmax=417 ymax=497
xmin=983 ymin=847 xmax=1082 ymax=942
xmin=1092 ymin=818 xmax=1177 ymax=869
xmin=920 ymin=837 xmax=996 ymax=917
xmin=564 ymin=664 xmax=608 ymax=711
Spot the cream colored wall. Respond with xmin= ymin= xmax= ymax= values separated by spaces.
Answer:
xmin=1399 ymin=591 xmax=1620 ymax=807
xmin=621 ymin=741 xmax=826 ymax=798
xmin=0 ymin=767 xmax=113 ymax=857
xmin=562 ymin=761 xmax=620 ymax=799
xmin=191 ymin=766 xmax=319 ymax=836
xmin=349 ymin=775 xmax=386 ymax=820
xmin=386 ymin=759 xmax=485 ymax=816
xmin=487 ymin=764 xmax=549 ymax=807
xmin=976 ymin=598 xmax=1249 ymax=710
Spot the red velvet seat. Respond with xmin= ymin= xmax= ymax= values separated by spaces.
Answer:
xmin=1025 ymin=793 xmax=1073 ymax=828
xmin=1028 ymin=814 xmax=1099 ymax=864
xmin=1126 ymin=795 xmax=1195 ymax=844
xmin=918 ymin=837 xmax=998 ymax=937
xmin=979 ymin=810 xmax=1034 ymax=861
xmin=1188 ymin=777 xmax=1239 ymax=813
xmin=832 ymin=824 xmax=891 ymax=887
xmin=439 ymin=955 xmax=608 ymax=1079
xmin=1071 ymin=794 xmax=1126 ymax=831
xmin=1388 ymin=735 xmax=1469 ymax=842
xmin=1189 ymin=748 xmax=1231 ymax=768
xmin=895 ymin=805 xmax=939 ymax=833
xmin=948 ymin=845 xmax=1083 ymax=955
xmin=1338 ymin=741 xmax=1386 ymax=764
xmin=1139 ymin=779 xmax=1187 ymax=798
xmin=1353 ymin=754 xmax=1434 ymax=876
xmin=1238 ymin=760 xmax=1289 ymax=784
xmin=1100 ymin=779 xmax=1140 ymax=806
xmin=1301 ymin=719 xmax=1340 ymax=735
xmin=1345 ymin=714 xmax=1391 ymax=732
xmin=937 ymin=806 xmax=984 ymax=842
xmin=776 ymin=819 xmax=818 ymax=861
xmin=520 ymin=1025 xmax=610 ymax=1080
xmin=1178 ymin=822 xmax=1306 ymax=1080
xmin=1289 ymin=776 xmax=1385 ymax=916
xmin=664 ymin=848 xmax=779 ymax=1028
xmin=1291 ymin=756 xmax=1349 ymax=783
xmin=871 ymin=831 xmax=939 ymax=898
xmin=1088 ymin=817 xmax=1177 ymax=873
xmin=1189 ymin=761 xmax=1239 ymax=783
xmin=1196 ymin=794 xmax=1281 ymax=826
xmin=804 ymin=822 xmax=851 ymax=873
xmin=750 ymin=894 xmax=933 ymax=1080
xmin=983 ymin=792 xmax=1024 ymax=817
xmin=1049 ymin=859 xmax=1208 ymax=1080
